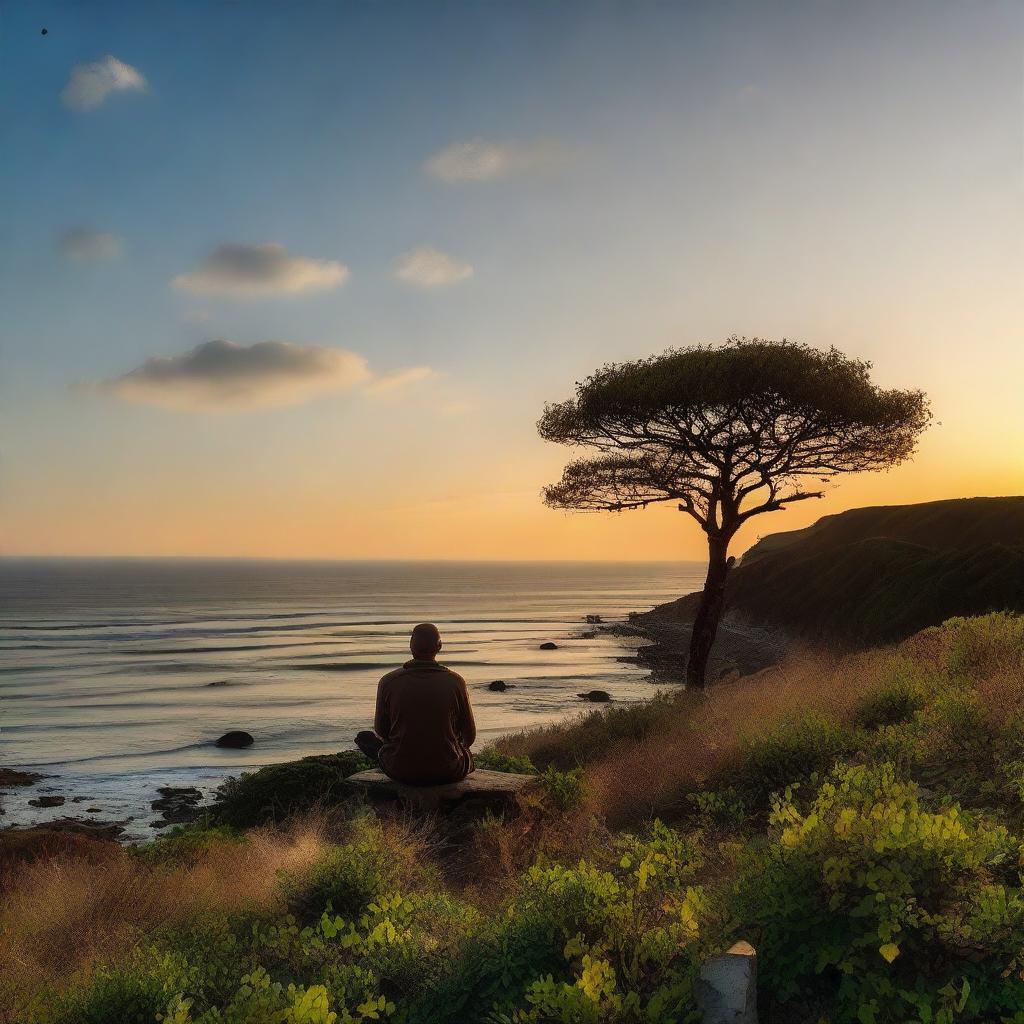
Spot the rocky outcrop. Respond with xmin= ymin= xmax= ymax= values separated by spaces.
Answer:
xmin=345 ymin=768 xmax=535 ymax=816
xmin=539 ymin=641 xmax=559 ymax=650
xmin=577 ymin=690 xmax=611 ymax=702
xmin=0 ymin=769 xmax=43 ymax=787
xmin=487 ymin=680 xmax=513 ymax=691
xmin=150 ymin=786 xmax=204 ymax=827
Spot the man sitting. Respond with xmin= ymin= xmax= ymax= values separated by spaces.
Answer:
xmin=355 ymin=622 xmax=476 ymax=785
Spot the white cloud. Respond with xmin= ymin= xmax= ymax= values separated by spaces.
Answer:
xmin=58 ymin=227 xmax=123 ymax=262
xmin=172 ymin=243 xmax=349 ymax=297
xmin=393 ymin=246 xmax=473 ymax=287
xmin=61 ymin=55 xmax=146 ymax=111
xmin=98 ymin=340 xmax=434 ymax=412
xmin=424 ymin=137 xmax=572 ymax=183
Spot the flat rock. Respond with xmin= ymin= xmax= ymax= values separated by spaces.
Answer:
xmin=345 ymin=768 xmax=536 ymax=813
xmin=539 ymin=641 xmax=559 ymax=650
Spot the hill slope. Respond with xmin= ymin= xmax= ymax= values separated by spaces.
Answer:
xmin=661 ymin=496 xmax=1024 ymax=646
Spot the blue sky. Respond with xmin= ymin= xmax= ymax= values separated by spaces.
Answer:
xmin=1 ymin=1 xmax=1021 ymax=558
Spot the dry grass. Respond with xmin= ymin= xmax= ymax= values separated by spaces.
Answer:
xmin=499 ymin=642 xmax=944 ymax=829
xmin=0 ymin=818 xmax=329 ymax=1022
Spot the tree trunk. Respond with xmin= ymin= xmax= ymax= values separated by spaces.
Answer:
xmin=686 ymin=534 xmax=733 ymax=689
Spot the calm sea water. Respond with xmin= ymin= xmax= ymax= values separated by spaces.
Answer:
xmin=0 ymin=560 xmax=701 ymax=830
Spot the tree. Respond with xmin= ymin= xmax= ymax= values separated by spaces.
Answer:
xmin=538 ymin=338 xmax=931 ymax=688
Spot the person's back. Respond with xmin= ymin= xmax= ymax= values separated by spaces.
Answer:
xmin=355 ymin=623 xmax=476 ymax=785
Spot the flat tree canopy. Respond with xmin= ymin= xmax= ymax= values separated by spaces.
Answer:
xmin=538 ymin=338 xmax=931 ymax=686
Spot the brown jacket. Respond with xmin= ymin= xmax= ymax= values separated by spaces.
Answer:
xmin=374 ymin=659 xmax=476 ymax=785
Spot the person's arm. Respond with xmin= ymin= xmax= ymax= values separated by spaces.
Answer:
xmin=455 ymin=674 xmax=476 ymax=748
xmin=373 ymin=676 xmax=391 ymax=740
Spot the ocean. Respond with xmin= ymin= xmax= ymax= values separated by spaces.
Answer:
xmin=0 ymin=558 xmax=702 ymax=836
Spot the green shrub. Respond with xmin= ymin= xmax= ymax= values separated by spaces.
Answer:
xmin=36 ymin=966 xmax=177 ymax=1024
xmin=734 ymin=712 xmax=862 ymax=810
xmin=944 ymin=612 xmax=1024 ymax=678
xmin=539 ymin=767 xmax=587 ymax=812
xmin=475 ymin=749 xmax=537 ymax=775
xmin=853 ymin=662 xmax=929 ymax=729
xmin=280 ymin=816 xmax=431 ymax=922
xmin=132 ymin=823 xmax=245 ymax=866
xmin=686 ymin=787 xmax=746 ymax=827
xmin=211 ymin=751 xmax=370 ymax=828
xmin=732 ymin=761 xmax=1024 ymax=1023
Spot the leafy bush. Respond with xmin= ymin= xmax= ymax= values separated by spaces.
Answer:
xmin=852 ymin=661 xmax=929 ymax=729
xmin=212 ymin=751 xmax=370 ymax=828
xmin=734 ymin=712 xmax=861 ymax=811
xmin=281 ymin=815 xmax=433 ymax=922
xmin=732 ymin=762 xmax=1024 ymax=1023
xmin=944 ymin=611 xmax=1024 ymax=678
xmin=539 ymin=767 xmax=587 ymax=812
xmin=33 ymin=966 xmax=177 ymax=1024
xmin=475 ymin=749 xmax=537 ymax=775
xmin=132 ymin=823 xmax=245 ymax=866
xmin=686 ymin=787 xmax=746 ymax=827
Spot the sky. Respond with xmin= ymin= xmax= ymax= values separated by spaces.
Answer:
xmin=1 ymin=0 xmax=1022 ymax=561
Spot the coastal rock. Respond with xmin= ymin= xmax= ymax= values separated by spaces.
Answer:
xmin=151 ymin=786 xmax=204 ymax=825
xmin=577 ymin=690 xmax=611 ymax=702
xmin=585 ymin=614 xmax=603 ymax=624
xmin=215 ymin=730 xmax=254 ymax=748
xmin=345 ymin=768 xmax=536 ymax=816
xmin=28 ymin=795 xmax=65 ymax=808
xmin=539 ymin=641 xmax=559 ymax=650
xmin=487 ymin=680 xmax=514 ymax=691
xmin=206 ymin=679 xmax=230 ymax=687
xmin=580 ymin=630 xmax=597 ymax=639
xmin=0 ymin=769 xmax=43 ymax=787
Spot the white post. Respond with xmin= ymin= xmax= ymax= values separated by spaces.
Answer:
xmin=695 ymin=940 xmax=757 ymax=1024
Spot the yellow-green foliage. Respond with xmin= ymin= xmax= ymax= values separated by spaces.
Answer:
xmin=734 ymin=763 xmax=1024 ymax=1023
xmin=17 ymin=819 xmax=709 ymax=1024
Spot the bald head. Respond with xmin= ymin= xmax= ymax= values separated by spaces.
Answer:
xmin=410 ymin=622 xmax=442 ymax=660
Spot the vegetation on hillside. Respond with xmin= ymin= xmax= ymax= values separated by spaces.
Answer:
xmin=656 ymin=496 xmax=1024 ymax=647
xmin=3 ymin=613 xmax=1024 ymax=1023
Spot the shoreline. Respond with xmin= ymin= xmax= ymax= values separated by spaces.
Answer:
xmin=0 ymin=600 xmax=784 ymax=843
xmin=602 ymin=599 xmax=790 ymax=684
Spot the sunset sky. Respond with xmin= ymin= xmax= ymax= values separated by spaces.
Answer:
xmin=2 ymin=0 xmax=1022 ymax=561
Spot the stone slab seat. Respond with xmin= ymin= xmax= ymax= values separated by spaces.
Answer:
xmin=344 ymin=768 xmax=536 ymax=814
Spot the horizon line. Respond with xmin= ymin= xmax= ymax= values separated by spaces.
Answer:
xmin=0 ymin=554 xmax=705 ymax=565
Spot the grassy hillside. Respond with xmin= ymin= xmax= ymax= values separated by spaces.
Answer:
xmin=661 ymin=496 xmax=1024 ymax=646
xmin=4 ymin=613 xmax=1024 ymax=1024
xmin=741 ymin=495 xmax=1024 ymax=565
